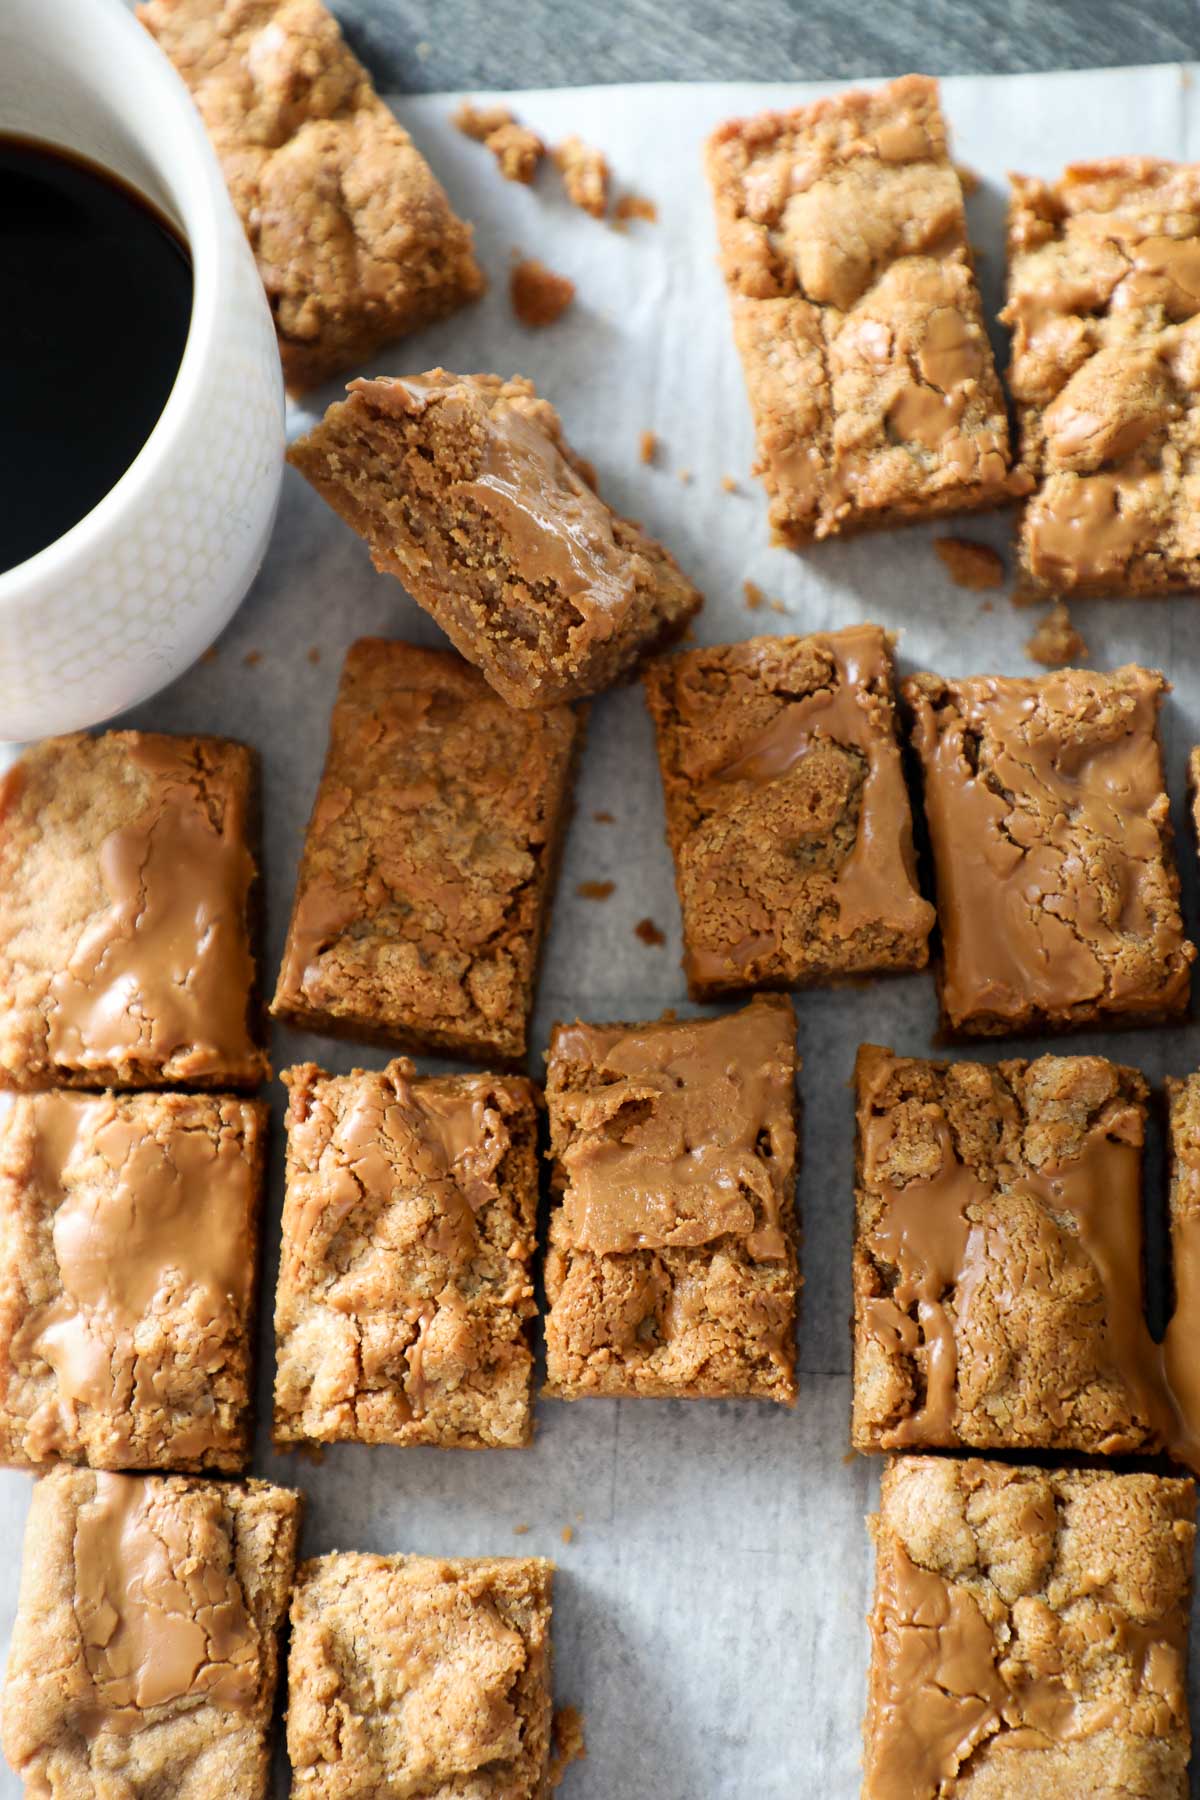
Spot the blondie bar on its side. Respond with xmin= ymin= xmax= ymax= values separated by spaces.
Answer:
xmin=0 ymin=732 xmax=267 ymax=1090
xmin=287 ymin=372 xmax=702 ymax=707
xmin=905 ymin=665 xmax=1194 ymax=1036
xmin=272 ymin=640 xmax=580 ymax=1064
xmin=1005 ymin=157 xmax=1200 ymax=597
xmin=543 ymin=995 xmax=800 ymax=1403
xmin=274 ymin=1060 xmax=540 ymax=1449
xmin=863 ymin=1457 xmax=1195 ymax=1798
xmin=707 ymin=75 xmax=1023 ymax=545
xmin=288 ymin=1553 xmax=553 ymax=1799
xmin=644 ymin=626 xmax=933 ymax=999
xmin=1 ymin=1466 xmax=301 ymax=1800
xmin=138 ymin=0 xmax=483 ymax=392
xmin=0 ymin=1090 xmax=265 ymax=1472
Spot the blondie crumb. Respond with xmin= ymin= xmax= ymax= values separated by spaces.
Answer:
xmin=2 ymin=1467 xmax=301 ymax=1800
xmin=575 ymin=880 xmax=614 ymax=901
xmin=554 ymin=135 xmax=610 ymax=217
xmin=274 ymin=1060 xmax=539 ymax=1449
xmin=863 ymin=1457 xmax=1194 ymax=1798
xmin=549 ymin=1705 xmax=586 ymax=1787
xmin=743 ymin=579 xmax=766 ymax=609
xmin=634 ymin=917 xmax=665 ymax=946
xmin=1025 ymin=600 xmax=1088 ymax=666
xmin=933 ymin=536 xmax=1005 ymax=590
xmin=0 ymin=732 xmax=267 ymax=1091
xmin=0 ymin=1091 xmax=265 ymax=1472
xmin=543 ymin=996 xmax=800 ymax=1402
xmin=288 ymin=371 xmax=701 ymax=708
xmin=638 ymin=429 xmax=658 ymax=465
xmin=614 ymin=192 xmax=657 ymax=224
xmin=288 ymin=1553 xmax=553 ymax=1798
xmin=454 ymin=101 xmax=545 ymax=185
xmin=138 ymin=0 xmax=484 ymax=393
xmin=510 ymin=257 xmax=575 ymax=327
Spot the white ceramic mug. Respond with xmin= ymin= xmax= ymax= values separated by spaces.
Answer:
xmin=0 ymin=0 xmax=285 ymax=741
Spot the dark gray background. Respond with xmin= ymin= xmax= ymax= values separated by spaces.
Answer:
xmin=334 ymin=0 xmax=1198 ymax=89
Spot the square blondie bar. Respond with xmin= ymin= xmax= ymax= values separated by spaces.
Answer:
xmin=138 ymin=0 xmax=483 ymax=392
xmin=905 ymin=665 xmax=1194 ymax=1035
xmin=543 ymin=995 xmax=800 ymax=1402
xmin=287 ymin=372 xmax=702 ymax=707
xmin=707 ymin=75 xmax=1022 ymax=545
xmin=0 ymin=1089 xmax=265 ymax=1472
xmin=1004 ymin=157 xmax=1200 ymax=597
xmin=863 ymin=1456 xmax=1194 ymax=1798
xmin=274 ymin=1059 xmax=539 ymax=1448
xmin=2 ymin=1466 xmax=301 ymax=1799
xmin=287 ymin=1552 xmax=553 ymax=1798
xmin=0 ymin=732 xmax=267 ymax=1090
xmin=272 ymin=639 xmax=580 ymax=1064
xmin=644 ymin=626 xmax=933 ymax=999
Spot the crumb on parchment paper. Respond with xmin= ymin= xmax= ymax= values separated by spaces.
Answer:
xmin=721 ymin=474 xmax=738 ymax=492
xmin=614 ymin=191 xmax=657 ymax=224
xmin=1025 ymin=602 xmax=1088 ymax=667
xmin=577 ymin=880 xmax=615 ymax=901
xmin=561 ymin=1524 xmax=574 ymax=1544
xmin=639 ymin=430 xmax=658 ymax=465
xmin=454 ymin=100 xmax=544 ymax=183
xmin=243 ymin=649 xmax=262 ymax=667
xmin=554 ymin=135 xmax=610 ymax=216
xmin=510 ymin=258 xmax=575 ymax=327
xmin=593 ymin=809 xmax=615 ymax=823
xmin=678 ymin=468 xmax=692 ymax=484
xmin=743 ymin=580 xmax=765 ymax=611
xmin=513 ymin=1523 xmax=530 ymax=1535
xmin=934 ymin=536 xmax=1005 ymax=591
xmin=635 ymin=918 xmax=666 ymax=947
xmin=549 ymin=1706 xmax=587 ymax=1787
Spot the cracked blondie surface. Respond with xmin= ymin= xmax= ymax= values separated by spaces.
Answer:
xmin=288 ymin=1552 xmax=553 ymax=1798
xmin=644 ymin=626 xmax=933 ymax=999
xmin=2 ymin=1465 xmax=301 ymax=1799
xmin=1004 ymin=157 xmax=1200 ymax=598
xmin=286 ymin=372 xmax=702 ymax=708
xmin=0 ymin=1090 xmax=265 ymax=1472
xmin=274 ymin=1059 xmax=539 ymax=1449
xmin=543 ymin=995 xmax=800 ymax=1402
xmin=863 ymin=1456 xmax=1195 ymax=1799
xmin=706 ymin=75 xmax=1023 ymax=545
xmin=138 ymin=0 xmax=484 ymax=393
xmin=905 ymin=665 xmax=1194 ymax=1035
xmin=272 ymin=639 xmax=580 ymax=1064
xmin=0 ymin=732 xmax=267 ymax=1091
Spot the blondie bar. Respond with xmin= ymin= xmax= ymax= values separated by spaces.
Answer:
xmin=644 ymin=626 xmax=933 ymax=998
xmin=287 ymin=372 xmax=702 ymax=707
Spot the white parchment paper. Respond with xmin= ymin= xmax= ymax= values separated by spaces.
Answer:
xmin=5 ymin=64 xmax=1200 ymax=1799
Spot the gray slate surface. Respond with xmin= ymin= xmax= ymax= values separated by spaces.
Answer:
xmin=335 ymin=0 xmax=1198 ymax=88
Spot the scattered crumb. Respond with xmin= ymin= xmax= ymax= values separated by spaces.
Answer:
xmin=200 ymin=646 xmax=219 ymax=665
xmin=549 ymin=1707 xmax=587 ymax=1788
xmin=242 ymin=649 xmax=262 ymax=667
xmin=638 ymin=429 xmax=658 ymax=466
xmin=934 ymin=536 xmax=1005 ymax=591
xmin=678 ymin=468 xmax=692 ymax=485
xmin=614 ymin=191 xmax=657 ymax=224
xmin=560 ymin=1525 xmax=575 ymax=1545
xmin=842 ymin=1450 xmax=858 ymax=1467
xmin=454 ymin=100 xmax=544 ymax=183
xmin=721 ymin=474 xmax=738 ymax=493
xmin=510 ymin=257 xmax=575 ymax=328
xmin=513 ymin=1523 xmax=530 ymax=1536
xmin=955 ymin=161 xmax=981 ymax=196
xmin=576 ymin=880 xmax=615 ymax=901
xmin=593 ymin=809 xmax=615 ymax=824
xmin=980 ymin=599 xmax=994 ymax=614
xmin=635 ymin=918 xmax=666 ymax=947
xmin=769 ymin=599 xmax=788 ymax=615
xmin=554 ymin=135 xmax=610 ymax=217
xmin=1025 ymin=602 xmax=1088 ymax=667
xmin=743 ymin=579 xmax=765 ymax=611
xmin=306 ymin=646 xmax=321 ymax=664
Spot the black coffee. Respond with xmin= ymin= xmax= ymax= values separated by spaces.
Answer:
xmin=0 ymin=136 xmax=193 ymax=574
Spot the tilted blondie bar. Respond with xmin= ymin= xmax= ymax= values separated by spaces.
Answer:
xmin=706 ymin=75 xmax=1023 ymax=545
xmin=905 ymin=665 xmax=1194 ymax=1035
xmin=2 ymin=1466 xmax=301 ymax=1799
xmin=287 ymin=371 xmax=702 ymax=707
xmin=0 ymin=1089 xmax=266 ymax=1472
xmin=863 ymin=1456 xmax=1195 ymax=1798
xmin=644 ymin=626 xmax=933 ymax=999
xmin=288 ymin=1552 xmax=553 ymax=1799
xmin=272 ymin=639 xmax=580 ymax=1063
xmin=0 ymin=732 xmax=268 ymax=1089
xmin=138 ymin=0 xmax=483 ymax=392
xmin=274 ymin=1059 xmax=539 ymax=1448
xmin=1004 ymin=157 xmax=1200 ymax=597
xmin=543 ymin=995 xmax=800 ymax=1402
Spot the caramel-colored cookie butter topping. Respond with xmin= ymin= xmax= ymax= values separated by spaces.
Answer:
xmin=7 ymin=1093 xmax=257 ymax=1467
xmin=646 ymin=628 xmax=932 ymax=997
xmin=73 ymin=1473 xmax=258 ymax=1728
xmin=274 ymin=1060 xmax=539 ymax=1448
xmin=707 ymin=76 xmax=1021 ymax=544
xmin=864 ymin=1459 xmax=1194 ymax=1798
xmin=906 ymin=666 xmax=1194 ymax=1034
xmin=1004 ymin=157 xmax=1200 ymax=597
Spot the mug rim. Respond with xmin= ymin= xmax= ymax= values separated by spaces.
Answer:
xmin=0 ymin=0 xmax=232 ymax=609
